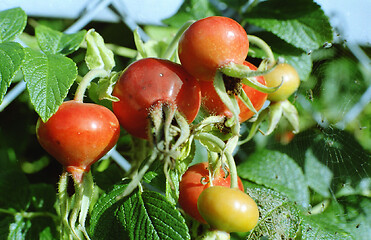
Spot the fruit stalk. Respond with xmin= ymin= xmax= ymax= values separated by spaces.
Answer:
xmin=74 ymin=69 xmax=108 ymax=102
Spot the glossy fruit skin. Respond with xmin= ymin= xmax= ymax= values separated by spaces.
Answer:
xmin=178 ymin=162 xmax=244 ymax=223
xmin=178 ymin=16 xmax=249 ymax=81
xmin=200 ymin=62 xmax=267 ymax=122
xmin=36 ymin=101 xmax=120 ymax=180
xmin=198 ymin=186 xmax=259 ymax=233
xmin=112 ymin=58 xmax=201 ymax=139
xmin=265 ymin=63 xmax=300 ymax=102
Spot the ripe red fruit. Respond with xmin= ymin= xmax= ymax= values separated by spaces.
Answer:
xmin=178 ymin=16 xmax=249 ymax=81
xmin=36 ymin=101 xmax=120 ymax=182
xmin=112 ymin=58 xmax=201 ymax=139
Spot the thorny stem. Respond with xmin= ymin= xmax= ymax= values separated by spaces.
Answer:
xmin=74 ymin=68 xmax=108 ymax=102
xmin=70 ymin=177 xmax=84 ymax=240
xmin=58 ymin=170 xmax=74 ymax=239
xmin=78 ymin=172 xmax=94 ymax=240
xmin=163 ymin=104 xmax=176 ymax=152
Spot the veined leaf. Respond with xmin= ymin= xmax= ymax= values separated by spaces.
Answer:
xmin=90 ymin=182 xmax=129 ymax=240
xmin=22 ymin=48 xmax=77 ymax=122
xmin=300 ymin=214 xmax=353 ymax=240
xmin=0 ymin=42 xmax=25 ymax=104
xmin=0 ymin=7 xmax=27 ymax=43
xmin=245 ymin=0 xmax=333 ymax=52
xmin=0 ymin=169 xmax=30 ymax=211
xmin=238 ymin=149 xmax=310 ymax=208
xmin=35 ymin=25 xmax=86 ymax=55
xmin=305 ymin=149 xmax=333 ymax=198
xmin=246 ymin=187 xmax=300 ymax=240
xmin=119 ymin=191 xmax=190 ymax=240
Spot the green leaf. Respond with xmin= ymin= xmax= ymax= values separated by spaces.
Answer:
xmin=90 ymin=182 xmax=130 ymax=240
xmin=95 ymin=72 xmax=120 ymax=102
xmin=319 ymin=58 xmax=368 ymax=123
xmin=87 ymin=82 xmax=113 ymax=110
xmin=0 ymin=7 xmax=27 ymax=43
xmin=300 ymin=214 xmax=353 ymax=240
xmin=163 ymin=0 xmax=219 ymax=27
xmin=284 ymin=53 xmax=312 ymax=81
xmin=305 ymin=149 xmax=333 ymax=198
xmin=22 ymin=48 xmax=77 ymax=122
xmin=0 ymin=169 xmax=30 ymax=210
xmin=85 ymin=29 xmax=115 ymax=72
xmin=166 ymin=170 xmax=180 ymax=205
xmin=246 ymin=187 xmax=300 ymax=240
xmin=35 ymin=25 xmax=86 ymax=55
xmin=317 ymin=198 xmax=371 ymax=240
xmin=137 ymin=39 xmax=168 ymax=60
xmin=245 ymin=0 xmax=333 ymax=51
xmin=238 ymin=149 xmax=310 ymax=208
xmin=92 ymin=162 xmax=124 ymax=191
xmin=144 ymin=25 xmax=178 ymax=42
xmin=0 ymin=42 xmax=25 ymax=103
xmin=347 ymin=198 xmax=371 ymax=240
xmin=39 ymin=226 xmax=56 ymax=240
xmin=119 ymin=190 xmax=190 ymax=240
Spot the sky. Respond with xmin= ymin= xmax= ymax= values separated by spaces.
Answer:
xmin=315 ymin=0 xmax=371 ymax=46
xmin=0 ymin=0 xmax=370 ymax=46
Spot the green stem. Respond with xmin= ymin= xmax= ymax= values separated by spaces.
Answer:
xmin=225 ymin=152 xmax=238 ymax=189
xmin=162 ymin=20 xmax=195 ymax=60
xmin=117 ymin=150 xmax=160 ymax=200
xmin=0 ymin=208 xmax=58 ymax=221
xmin=247 ymin=34 xmax=275 ymax=64
xmin=105 ymin=43 xmax=137 ymax=58
xmin=74 ymin=69 xmax=108 ymax=102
